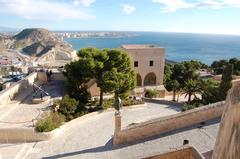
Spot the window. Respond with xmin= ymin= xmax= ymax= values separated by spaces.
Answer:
xmin=134 ymin=61 xmax=138 ymax=67
xmin=149 ymin=60 xmax=154 ymax=66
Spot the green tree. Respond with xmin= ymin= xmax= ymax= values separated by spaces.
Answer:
xmin=78 ymin=48 xmax=110 ymax=106
xmin=201 ymin=79 xmax=220 ymax=104
xmin=65 ymin=48 xmax=136 ymax=107
xmin=58 ymin=95 xmax=79 ymax=121
xmin=164 ymin=64 xmax=173 ymax=87
xmin=102 ymin=49 xmax=136 ymax=100
xmin=64 ymin=57 xmax=94 ymax=103
xmin=164 ymin=61 xmax=202 ymax=101
xmin=218 ymin=64 xmax=233 ymax=101
xmin=168 ymin=80 xmax=180 ymax=101
xmin=211 ymin=58 xmax=239 ymax=75
xmin=183 ymin=79 xmax=202 ymax=103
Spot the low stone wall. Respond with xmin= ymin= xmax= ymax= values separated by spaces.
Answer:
xmin=114 ymin=101 xmax=225 ymax=145
xmin=37 ymin=71 xmax=66 ymax=82
xmin=0 ymin=128 xmax=59 ymax=143
xmin=144 ymin=146 xmax=203 ymax=159
xmin=0 ymin=72 xmax=37 ymax=107
xmin=37 ymin=72 xmax=48 ymax=82
xmin=142 ymin=97 xmax=183 ymax=106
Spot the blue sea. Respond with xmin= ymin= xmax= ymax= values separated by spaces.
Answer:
xmin=65 ymin=32 xmax=240 ymax=65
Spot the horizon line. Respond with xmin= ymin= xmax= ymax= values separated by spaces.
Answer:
xmin=1 ymin=27 xmax=240 ymax=36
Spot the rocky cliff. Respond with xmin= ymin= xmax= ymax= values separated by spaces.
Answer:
xmin=0 ymin=28 xmax=76 ymax=64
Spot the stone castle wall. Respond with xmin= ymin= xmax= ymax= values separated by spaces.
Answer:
xmin=212 ymin=81 xmax=240 ymax=159
xmin=114 ymin=101 xmax=225 ymax=145
xmin=143 ymin=146 xmax=203 ymax=159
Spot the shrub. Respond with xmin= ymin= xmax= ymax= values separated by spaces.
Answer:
xmin=181 ymin=99 xmax=203 ymax=111
xmin=102 ymin=98 xmax=114 ymax=109
xmin=90 ymin=98 xmax=144 ymax=110
xmin=122 ymin=99 xmax=144 ymax=106
xmin=145 ymin=89 xmax=158 ymax=98
xmin=58 ymin=95 xmax=79 ymax=121
xmin=36 ymin=112 xmax=65 ymax=132
xmin=182 ymin=104 xmax=196 ymax=111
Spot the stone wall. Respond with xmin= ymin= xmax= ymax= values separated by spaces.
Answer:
xmin=0 ymin=128 xmax=58 ymax=143
xmin=212 ymin=81 xmax=240 ymax=159
xmin=0 ymin=72 xmax=37 ymax=107
xmin=36 ymin=71 xmax=66 ymax=82
xmin=144 ymin=146 xmax=203 ymax=159
xmin=114 ymin=101 xmax=225 ymax=145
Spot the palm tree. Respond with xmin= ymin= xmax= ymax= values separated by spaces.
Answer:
xmin=183 ymin=79 xmax=202 ymax=103
xmin=168 ymin=80 xmax=180 ymax=101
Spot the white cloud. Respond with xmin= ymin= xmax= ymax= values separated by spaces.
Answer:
xmin=153 ymin=0 xmax=193 ymax=13
xmin=0 ymin=0 xmax=94 ymax=20
xmin=153 ymin=0 xmax=240 ymax=13
xmin=122 ymin=4 xmax=136 ymax=15
xmin=73 ymin=0 xmax=95 ymax=7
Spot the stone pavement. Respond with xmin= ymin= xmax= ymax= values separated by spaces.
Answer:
xmin=0 ymin=102 xmax=181 ymax=159
xmin=0 ymin=102 xmax=220 ymax=159
xmin=0 ymin=80 xmax=65 ymax=128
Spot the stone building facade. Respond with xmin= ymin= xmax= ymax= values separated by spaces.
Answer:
xmin=121 ymin=44 xmax=165 ymax=96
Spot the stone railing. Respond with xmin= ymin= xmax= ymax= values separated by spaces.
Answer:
xmin=114 ymin=101 xmax=225 ymax=145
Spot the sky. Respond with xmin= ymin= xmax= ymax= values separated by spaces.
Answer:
xmin=1 ymin=0 xmax=240 ymax=35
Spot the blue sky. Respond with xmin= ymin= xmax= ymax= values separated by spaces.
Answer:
xmin=1 ymin=0 xmax=240 ymax=34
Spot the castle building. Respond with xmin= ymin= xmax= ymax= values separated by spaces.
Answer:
xmin=121 ymin=44 xmax=166 ymax=97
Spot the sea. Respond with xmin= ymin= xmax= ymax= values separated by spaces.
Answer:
xmin=65 ymin=32 xmax=240 ymax=65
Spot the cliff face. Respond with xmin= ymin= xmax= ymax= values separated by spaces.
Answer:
xmin=212 ymin=80 xmax=240 ymax=159
xmin=1 ymin=28 xmax=75 ymax=63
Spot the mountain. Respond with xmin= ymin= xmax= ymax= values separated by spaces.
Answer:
xmin=0 ymin=28 xmax=76 ymax=64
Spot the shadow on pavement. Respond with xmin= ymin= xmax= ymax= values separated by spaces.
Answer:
xmin=42 ymin=118 xmax=220 ymax=159
xmin=42 ymin=138 xmax=114 ymax=159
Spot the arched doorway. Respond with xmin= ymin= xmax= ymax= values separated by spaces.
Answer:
xmin=136 ymin=74 xmax=142 ymax=87
xmin=144 ymin=72 xmax=156 ymax=86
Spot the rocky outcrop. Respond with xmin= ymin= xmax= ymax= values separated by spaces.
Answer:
xmin=0 ymin=28 xmax=75 ymax=64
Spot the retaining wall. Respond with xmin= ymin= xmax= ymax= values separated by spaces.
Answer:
xmin=114 ymin=101 xmax=225 ymax=145
xmin=0 ymin=128 xmax=59 ymax=143
xmin=142 ymin=97 xmax=183 ymax=106
xmin=0 ymin=72 xmax=37 ymax=107
xmin=144 ymin=146 xmax=203 ymax=159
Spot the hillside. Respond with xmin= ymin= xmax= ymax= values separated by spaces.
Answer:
xmin=0 ymin=28 xmax=76 ymax=64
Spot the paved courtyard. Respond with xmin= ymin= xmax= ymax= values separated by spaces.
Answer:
xmin=0 ymin=80 xmax=65 ymax=128
xmin=0 ymin=102 xmax=220 ymax=159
